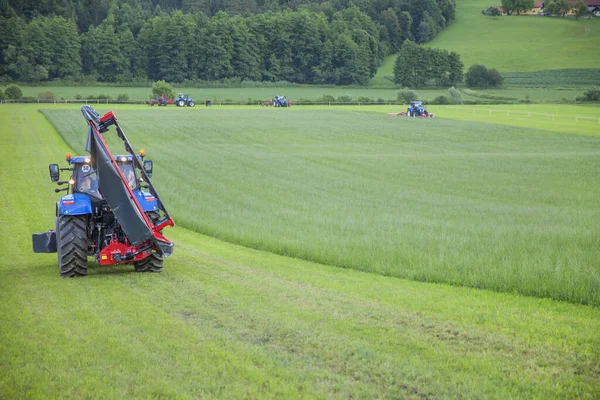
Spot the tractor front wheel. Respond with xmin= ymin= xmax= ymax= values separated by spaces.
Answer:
xmin=188 ymin=101 xmax=195 ymax=107
xmin=134 ymin=253 xmax=163 ymax=273
xmin=57 ymin=215 xmax=88 ymax=277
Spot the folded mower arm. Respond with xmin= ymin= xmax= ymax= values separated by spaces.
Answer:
xmin=81 ymin=105 xmax=174 ymax=257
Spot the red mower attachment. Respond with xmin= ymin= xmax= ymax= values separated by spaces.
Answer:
xmin=92 ymin=108 xmax=175 ymax=259
xmin=387 ymin=111 xmax=435 ymax=118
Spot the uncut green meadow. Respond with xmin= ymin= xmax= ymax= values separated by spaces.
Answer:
xmin=42 ymin=104 xmax=600 ymax=305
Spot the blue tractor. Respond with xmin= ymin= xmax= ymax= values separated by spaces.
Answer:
xmin=274 ymin=95 xmax=289 ymax=107
xmin=406 ymin=101 xmax=431 ymax=117
xmin=175 ymin=93 xmax=195 ymax=107
xmin=32 ymin=106 xmax=175 ymax=277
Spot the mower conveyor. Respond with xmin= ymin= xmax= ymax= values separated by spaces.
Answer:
xmin=82 ymin=106 xmax=174 ymax=257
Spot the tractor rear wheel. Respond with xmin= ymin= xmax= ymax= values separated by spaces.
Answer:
xmin=134 ymin=253 xmax=163 ymax=273
xmin=177 ymin=100 xmax=185 ymax=107
xmin=57 ymin=215 xmax=88 ymax=277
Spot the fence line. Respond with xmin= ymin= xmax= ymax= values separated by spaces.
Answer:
xmin=1 ymin=99 xmax=599 ymax=124
xmin=0 ymin=98 xmax=398 ymax=106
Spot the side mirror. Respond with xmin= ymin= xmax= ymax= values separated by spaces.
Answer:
xmin=49 ymin=164 xmax=60 ymax=182
xmin=143 ymin=160 xmax=153 ymax=178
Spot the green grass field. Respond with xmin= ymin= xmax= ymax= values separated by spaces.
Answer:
xmin=38 ymin=103 xmax=600 ymax=306
xmin=1 ymin=104 xmax=599 ymax=398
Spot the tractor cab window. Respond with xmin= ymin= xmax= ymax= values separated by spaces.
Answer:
xmin=118 ymin=163 xmax=138 ymax=191
xmin=76 ymin=164 xmax=100 ymax=198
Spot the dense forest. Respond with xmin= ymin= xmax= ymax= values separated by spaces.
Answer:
xmin=0 ymin=0 xmax=456 ymax=85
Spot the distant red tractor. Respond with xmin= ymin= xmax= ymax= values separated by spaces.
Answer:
xmin=149 ymin=96 xmax=174 ymax=106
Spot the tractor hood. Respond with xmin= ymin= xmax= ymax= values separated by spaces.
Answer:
xmin=82 ymin=106 xmax=174 ymax=257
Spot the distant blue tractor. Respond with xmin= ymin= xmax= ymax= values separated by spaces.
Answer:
xmin=175 ymin=93 xmax=195 ymax=107
xmin=406 ymin=101 xmax=430 ymax=117
xmin=274 ymin=95 xmax=289 ymax=107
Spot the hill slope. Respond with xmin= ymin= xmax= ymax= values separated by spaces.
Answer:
xmin=0 ymin=105 xmax=599 ymax=398
xmin=375 ymin=0 xmax=600 ymax=80
xmin=429 ymin=0 xmax=600 ymax=71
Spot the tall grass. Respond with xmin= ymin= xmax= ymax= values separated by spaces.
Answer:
xmin=43 ymin=107 xmax=600 ymax=305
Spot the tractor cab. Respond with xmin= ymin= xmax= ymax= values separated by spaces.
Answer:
xmin=48 ymin=152 xmax=157 ymax=214
xmin=70 ymin=155 xmax=138 ymax=199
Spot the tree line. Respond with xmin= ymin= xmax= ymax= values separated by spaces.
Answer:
xmin=393 ymin=39 xmax=463 ymax=87
xmin=0 ymin=0 xmax=456 ymax=85
xmin=499 ymin=0 xmax=534 ymax=14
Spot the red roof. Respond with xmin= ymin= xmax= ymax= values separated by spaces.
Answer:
xmin=533 ymin=1 xmax=543 ymax=7
xmin=491 ymin=5 xmax=507 ymax=12
xmin=569 ymin=0 xmax=600 ymax=5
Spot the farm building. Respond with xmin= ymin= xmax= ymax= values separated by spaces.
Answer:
xmin=583 ymin=0 xmax=600 ymax=15
xmin=567 ymin=0 xmax=600 ymax=15
xmin=523 ymin=1 xmax=545 ymax=14
xmin=486 ymin=0 xmax=600 ymax=16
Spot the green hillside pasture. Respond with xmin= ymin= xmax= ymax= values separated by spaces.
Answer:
xmin=428 ymin=0 xmax=600 ymax=72
xmin=502 ymin=69 xmax=600 ymax=88
xmin=42 ymin=105 xmax=600 ymax=305
xmin=374 ymin=1 xmax=600 ymax=80
xmin=459 ymin=87 xmax=587 ymax=102
xmin=1 ymin=105 xmax=599 ymax=398
xmin=375 ymin=61 xmax=600 ymax=90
